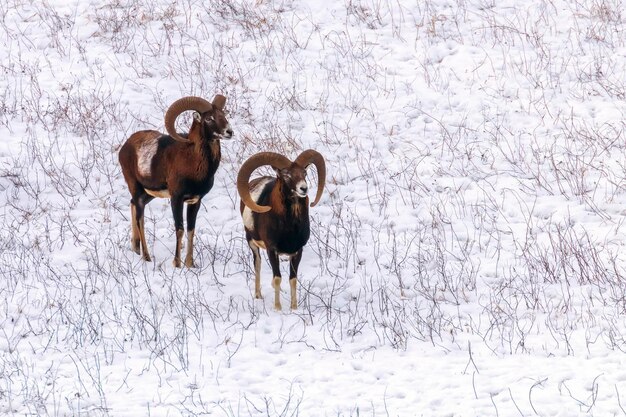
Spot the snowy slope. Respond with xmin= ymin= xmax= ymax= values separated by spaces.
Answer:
xmin=0 ymin=0 xmax=625 ymax=415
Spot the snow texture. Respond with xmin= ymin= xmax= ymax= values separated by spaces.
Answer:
xmin=0 ymin=0 xmax=625 ymax=415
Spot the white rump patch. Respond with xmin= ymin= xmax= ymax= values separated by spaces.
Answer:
xmin=243 ymin=178 xmax=273 ymax=231
xmin=138 ymin=135 xmax=160 ymax=177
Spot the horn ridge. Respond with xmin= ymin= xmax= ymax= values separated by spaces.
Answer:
xmin=237 ymin=152 xmax=292 ymax=213
xmin=164 ymin=96 xmax=213 ymax=143
xmin=294 ymin=149 xmax=326 ymax=207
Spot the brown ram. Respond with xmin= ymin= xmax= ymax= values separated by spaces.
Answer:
xmin=237 ymin=150 xmax=326 ymax=310
xmin=119 ymin=95 xmax=233 ymax=267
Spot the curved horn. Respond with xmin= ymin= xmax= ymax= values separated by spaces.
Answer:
xmin=237 ymin=152 xmax=292 ymax=213
xmin=212 ymin=94 xmax=226 ymax=110
xmin=164 ymin=96 xmax=213 ymax=143
xmin=294 ymin=149 xmax=326 ymax=207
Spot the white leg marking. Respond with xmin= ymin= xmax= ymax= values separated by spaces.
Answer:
xmin=130 ymin=204 xmax=139 ymax=253
xmin=249 ymin=241 xmax=262 ymax=299
xmin=290 ymin=279 xmax=297 ymax=310
xmin=138 ymin=215 xmax=151 ymax=262
xmin=173 ymin=229 xmax=183 ymax=268
xmin=185 ymin=229 xmax=195 ymax=268
xmin=273 ymin=276 xmax=282 ymax=310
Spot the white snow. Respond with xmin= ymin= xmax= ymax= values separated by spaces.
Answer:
xmin=0 ymin=0 xmax=625 ymax=415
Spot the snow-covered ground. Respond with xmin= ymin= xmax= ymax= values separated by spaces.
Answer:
xmin=1 ymin=0 xmax=625 ymax=415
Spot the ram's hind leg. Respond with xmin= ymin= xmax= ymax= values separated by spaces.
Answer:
xmin=248 ymin=239 xmax=263 ymax=299
xmin=134 ymin=193 xmax=154 ymax=262
xmin=246 ymin=236 xmax=263 ymax=299
xmin=130 ymin=203 xmax=140 ymax=254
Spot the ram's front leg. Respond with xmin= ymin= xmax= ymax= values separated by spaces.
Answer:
xmin=268 ymin=249 xmax=282 ymax=310
xmin=288 ymin=250 xmax=302 ymax=310
xmin=171 ymin=195 xmax=185 ymax=268
xmin=184 ymin=201 xmax=202 ymax=268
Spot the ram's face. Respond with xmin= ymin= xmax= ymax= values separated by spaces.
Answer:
xmin=198 ymin=108 xmax=233 ymax=140
xmin=277 ymin=164 xmax=308 ymax=199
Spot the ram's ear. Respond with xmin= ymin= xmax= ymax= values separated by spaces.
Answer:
xmin=212 ymin=95 xmax=226 ymax=110
xmin=193 ymin=112 xmax=202 ymax=122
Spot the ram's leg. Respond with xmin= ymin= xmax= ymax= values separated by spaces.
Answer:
xmin=289 ymin=250 xmax=302 ymax=310
xmin=171 ymin=195 xmax=185 ymax=268
xmin=135 ymin=193 xmax=153 ymax=262
xmin=130 ymin=202 xmax=140 ymax=254
xmin=268 ymin=249 xmax=282 ymax=310
xmin=248 ymin=240 xmax=263 ymax=299
xmin=184 ymin=201 xmax=202 ymax=268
